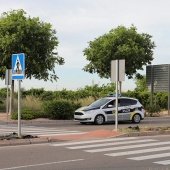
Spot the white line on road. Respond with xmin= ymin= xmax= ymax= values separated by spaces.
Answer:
xmin=85 ymin=141 xmax=170 ymax=153
xmin=51 ymin=137 xmax=137 ymax=146
xmin=105 ymin=146 xmax=170 ymax=157
xmin=128 ymin=153 xmax=170 ymax=161
xmin=154 ymin=160 xmax=170 ymax=165
xmin=67 ymin=139 xmax=156 ymax=149
xmin=0 ymin=159 xmax=84 ymax=170
xmin=39 ymin=132 xmax=86 ymax=136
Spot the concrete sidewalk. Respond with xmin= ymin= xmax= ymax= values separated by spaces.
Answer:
xmin=1 ymin=129 xmax=170 ymax=147
xmin=0 ymin=130 xmax=125 ymax=147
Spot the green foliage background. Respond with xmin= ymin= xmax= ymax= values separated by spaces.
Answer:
xmin=0 ymin=80 xmax=168 ymax=120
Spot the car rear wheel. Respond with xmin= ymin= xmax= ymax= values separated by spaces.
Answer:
xmin=132 ymin=114 xmax=141 ymax=123
xmin=94 ymin=115 xmax=105 ymax=125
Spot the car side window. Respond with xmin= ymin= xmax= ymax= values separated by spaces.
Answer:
xmin=107 ymin=100 xmax=115 ymax=108
xmin=120 ymin=99 xmax=137 ymax=106
xmin=105 ymin=99 xmax=120 ymax=108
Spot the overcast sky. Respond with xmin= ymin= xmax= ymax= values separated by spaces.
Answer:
xmin=0 ymin=0 xmax=170 ymax=91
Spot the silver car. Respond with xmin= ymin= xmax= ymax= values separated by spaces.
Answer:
xmin=74 ymin=96 xmax=144 ymax=125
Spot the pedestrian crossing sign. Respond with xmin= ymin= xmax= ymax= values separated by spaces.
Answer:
xmin=12 ymin=53 xmax=25 ymax=80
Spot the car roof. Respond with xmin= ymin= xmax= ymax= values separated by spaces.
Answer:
xmin=103 ymin=96 xmax=138 ymax=101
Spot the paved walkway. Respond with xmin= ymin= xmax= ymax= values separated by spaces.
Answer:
xmin=44 ymin=129 xmax=125 ymax=141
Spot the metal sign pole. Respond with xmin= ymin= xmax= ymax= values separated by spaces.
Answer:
xmin=5 ymin=69 xmax=12 ymax=121
xmin=168 ymin=65 xmax=170 ymax=115
xmin=111 ymin=59 xmax=125 ymax=131
xmin=18 ymin=80 xmax=21 ymax=137
xmin=6 ymin=70 xmax=9 ymax=122
xmin=115 ymin=60 xmax=119 ymax=131
xmin=12 ymin=53 xmax=25 ymax=137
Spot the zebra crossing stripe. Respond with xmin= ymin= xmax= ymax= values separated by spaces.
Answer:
xmin=0 ymin=126 xmax=68 ymax=132
xmin=67 ymin=139 xmax=156 ymax=149
xmin=85 ymin=141 xmax=170 ymax=153
xmin=51 ymin=137 xmax=137 ymax=146
xmin=21 ymin=130 xmax=82 ymax=134
xmin=154 ymin=160 xmax=170 ymax=165
xmin=39 ymin=132 xmax=86 ymax=136
xmin=105 ymin=146 xmax=170 ymax=157
xmin=0 ymin=125 xmax=85 ymax=136
xmin=128 ymin=153 xmax=170 ymax=161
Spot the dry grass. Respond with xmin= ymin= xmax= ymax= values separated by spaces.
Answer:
xmin=119 ymin=126 xmax=170 ymax=133
xmin=1 ymin=96 xmax=95 ymax=112
xmin=74 ymin=96 xmax=95 ymax=106
xmin=14 ymin=96 xmax=42 ymax=111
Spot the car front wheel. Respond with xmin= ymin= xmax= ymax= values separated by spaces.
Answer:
xmin=94 ymin=115 xmax=105 ymax=125
xmin=132 ymin=114 xmax=141 ymax=123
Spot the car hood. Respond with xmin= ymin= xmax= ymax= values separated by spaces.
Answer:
xmin=76 ymin=106 xmax=100 ymax=112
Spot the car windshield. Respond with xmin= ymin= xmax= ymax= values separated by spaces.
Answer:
xmin=88 ymin=98 xmax=112 ymax=108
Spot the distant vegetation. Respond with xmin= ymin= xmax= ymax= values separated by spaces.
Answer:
xmin=0 ymin=80 xmax=168 ymax=120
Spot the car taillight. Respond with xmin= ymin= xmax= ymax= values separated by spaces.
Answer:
xmin=141 ymin=106 xmax=144 ymax=109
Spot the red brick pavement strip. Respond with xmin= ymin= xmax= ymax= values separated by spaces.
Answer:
xmin=42 ymin=130 xmax=125 ymax=141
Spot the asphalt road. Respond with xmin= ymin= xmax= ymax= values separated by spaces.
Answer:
xmin=0 ymin=135 xmax=170 ymax=170
xmin=25 ymin=116 xmax=170 ymax=132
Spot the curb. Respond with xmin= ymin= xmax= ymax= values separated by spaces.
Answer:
xmin=0 ymin=138 xmax=61 ymax=147
xmin=1 ymin=131 xmax=170 ymax=147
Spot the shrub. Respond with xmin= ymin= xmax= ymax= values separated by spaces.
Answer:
xmin=145 ymin=104 xmax=161 ymax=117
xmin=40 ymin=91 xmax=54 ymax=101
xmin=0 ymin=88 xmax=8 ymax=99
xmin=155 ymin=92 xmax=168 ymax=109
xmin=72 ymin=102 xmax=82 ymax=111
xmin=0 ymin=99 xmax=5 ymax=111
xmin=11 ymin=109 xmax=48 ymax=120
xmin=42 ymin=100 xmax=75 ymax=119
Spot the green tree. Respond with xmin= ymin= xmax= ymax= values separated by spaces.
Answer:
xmin=0 ymin=9 xmax=64 ymax=113
xmin=134 ymin=75 xmax=146 ymax=92
xmin=83 ymin=25 xmax=156 ymax=79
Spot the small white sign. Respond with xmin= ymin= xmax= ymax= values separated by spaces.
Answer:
xmin=111 ymin=60 xmax=125 ymax=82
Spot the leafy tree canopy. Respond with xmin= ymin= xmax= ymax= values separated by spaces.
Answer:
xmin=0 ymin=9 xmax=64 ymax=81
xmin=134 ymin=75 xmax=146 ymax=92
xmin=83 ymin=25 xmax=156 ymax=79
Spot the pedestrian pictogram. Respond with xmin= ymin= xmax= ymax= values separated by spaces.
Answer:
xmin=12 ymin=53 xmax=25 ymax=80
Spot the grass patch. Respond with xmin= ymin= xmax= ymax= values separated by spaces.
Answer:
xmin=119 ymin=126 xmax=170 ymax=133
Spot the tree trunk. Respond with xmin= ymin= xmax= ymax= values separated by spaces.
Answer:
xmin=9 ymin=80 xmax=14 ymax=114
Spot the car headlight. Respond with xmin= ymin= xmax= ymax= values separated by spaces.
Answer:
xmin=84 ymin=110 xmax=94 ymax=114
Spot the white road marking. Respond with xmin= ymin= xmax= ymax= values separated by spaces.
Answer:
xmin=0 ymin=159 xmax=84 ymax=170
xmin=128 ymin=153 xmax=170 ymax=161
xmin=105 ymin=146 xmax=170 ymax=157
xmin=67 ymin=139 xmax=156 ymax=149
xmin=0 ymin=125 xmax=84 ymax=136
xmin=51 ymin=137 xmax=137 ymax=146
xmin=154 ymin=160 xmax=170 ymax=165
xmin=85 ymin=141 xmax=170 ymax=153
xmin=39 ymin=132 xmax=87 ymax=136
